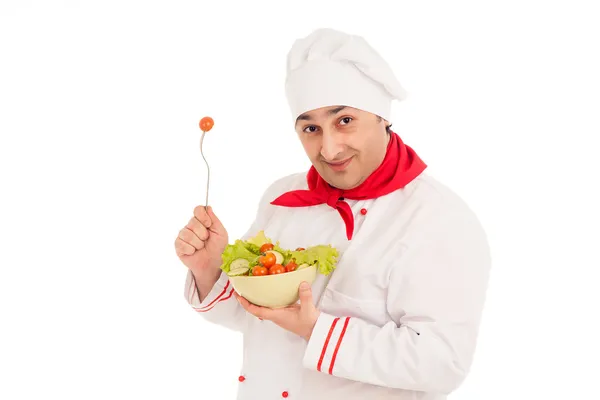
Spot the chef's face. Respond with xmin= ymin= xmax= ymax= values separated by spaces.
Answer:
xmin=295 ymin=105 xmax=390 ymax=190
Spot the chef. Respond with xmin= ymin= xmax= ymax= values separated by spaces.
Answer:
xmin=175 ymin=28 xmax=491 ymax=400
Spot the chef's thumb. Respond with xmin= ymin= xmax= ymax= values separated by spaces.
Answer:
xmin=298 ymin=282 xmax=313 ymax=308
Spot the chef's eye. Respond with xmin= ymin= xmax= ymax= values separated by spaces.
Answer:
xmin=339 ymin=117 xmax=353 ymax=125
xmin=303 ymin=125 xmax=319 ymax=134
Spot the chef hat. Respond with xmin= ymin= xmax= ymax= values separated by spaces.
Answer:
xmin=285 ymin=28 xmax=407 ymax=122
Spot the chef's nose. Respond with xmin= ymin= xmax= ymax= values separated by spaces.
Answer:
xmin=320 ymin=129 xmax=344 ymax=161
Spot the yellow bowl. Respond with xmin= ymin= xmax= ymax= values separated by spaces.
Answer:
xmin=229 ymin=265 xmax=318 ymax=308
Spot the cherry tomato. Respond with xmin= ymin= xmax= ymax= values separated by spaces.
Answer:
xmin=295 ymin=247 xmax=305 ymax=251
xmin=199 ymin=116 xmax=214 ymax=132
xmin=268 ymin=264 xmax=285 ymax=275
xmin=285 ymin=261 xmax=298 ymax=272
xmin=260 ymin=243 xmax=274 ymax=253
xmin=252 ymin=266 xmax=268 ymax=276
xmin=259 ymin=252 xmax=276 ymax=268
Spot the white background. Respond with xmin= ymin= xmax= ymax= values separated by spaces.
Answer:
xmin=1 ymin=1 xmax=599 ymax=399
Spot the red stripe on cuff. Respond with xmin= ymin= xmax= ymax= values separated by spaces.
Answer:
xmin=196 ymin=287 xmax=235 ymax=312
xmin=328 ymin=317 xmax=350 ymax=375
xmin=193 ymin=280 xmax=230 ymax=312
xmin=221 ymin=287 xmax=235 ymax=302
xmin=317 ymin=317 xmax=340 ymax=372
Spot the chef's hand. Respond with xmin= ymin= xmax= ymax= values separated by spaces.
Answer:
xmin=174 ymin=205 xmax=228 ymax=277
xmin=235 ymin=282 xmax=320 ymax=341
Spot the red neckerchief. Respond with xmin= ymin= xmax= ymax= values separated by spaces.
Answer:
xmin=270 ymin=131 xmax=427 ymax=239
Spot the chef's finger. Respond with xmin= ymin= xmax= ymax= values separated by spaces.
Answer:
xmin=186 ymin=217 xmax=209 ymax=242
xmin=178 ymin=227 xmax=204 ymax=250
xmin=174 ymin=237 xmax=196 ymax=257
xmin=235 ymin=293 xmax=255 ymax=313
xmin=193 ymin=205 xmax=212 ymax=229
xmin=206 ymin=206 xmax=226 ymax=233
xmin=236 ymin=293 xmax=269 ymax=319
xmin=233 ymin=293 xmax=264 ymax=320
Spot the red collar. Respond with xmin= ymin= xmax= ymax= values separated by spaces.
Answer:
xmin=270 ymin=131 xmax=427 ymax=239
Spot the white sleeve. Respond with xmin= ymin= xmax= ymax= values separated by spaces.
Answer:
xmin=303 ymin=203 xmax=491 ymax=394
xmin=184 ymin=269 xmax=248 ymax=332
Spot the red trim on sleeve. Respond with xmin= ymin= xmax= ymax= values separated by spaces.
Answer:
xmin=317 ymin=317 xmax=340 ymax=372
xmin=220 ymin=288 xmax=235 ymax=302
xmin=193 ymin=280 xmax=231 ymax=312
xmin=328 ymin=317 xmax=351 ymax=374
xmin=195 ymin=287 xmax=235 ymax=313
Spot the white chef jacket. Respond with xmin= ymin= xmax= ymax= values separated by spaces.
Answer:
xmin=184 ymin=171 xmax=491 ymax=400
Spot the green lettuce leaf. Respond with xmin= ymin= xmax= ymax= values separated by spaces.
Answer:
xmin=245 ymin=230 xmax=272 ymax=248
xmin=273 ymin=242 xmax=293 ymax=265
xmin=290 ymin=245 xmax=339 ymax=275
xmin=243 ymin=242 xmax=261 ymax=255
xmin=220 ymin=240 xmax=260 ymax=273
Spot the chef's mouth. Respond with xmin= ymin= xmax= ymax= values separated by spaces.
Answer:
xmin=324 ymin=156 xmax=354 ymax=171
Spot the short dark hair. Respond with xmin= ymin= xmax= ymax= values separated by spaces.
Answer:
xmin=377 ymin=116 xmax=392 ymax=133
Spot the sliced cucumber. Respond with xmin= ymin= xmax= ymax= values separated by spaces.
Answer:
xmin=230 ymin=258 xmax=250 ymax=271
xmin=227 ymin=266 xmax=249 ymax=276
xmin=267 ymin=250 xmax=284 ymax=265
xmin=297 ymin=263 xmax=310 ymax=270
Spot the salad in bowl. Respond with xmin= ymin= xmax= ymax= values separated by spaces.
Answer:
xmin=220 ymin=230 xmax=338 ymax=308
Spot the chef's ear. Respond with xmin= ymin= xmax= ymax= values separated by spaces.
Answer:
xmin=377 ymin=115 xmax=392 ymax=133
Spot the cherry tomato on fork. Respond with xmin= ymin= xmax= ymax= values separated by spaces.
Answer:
xmin=199 ymin=116 xmax=214 ymax=132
